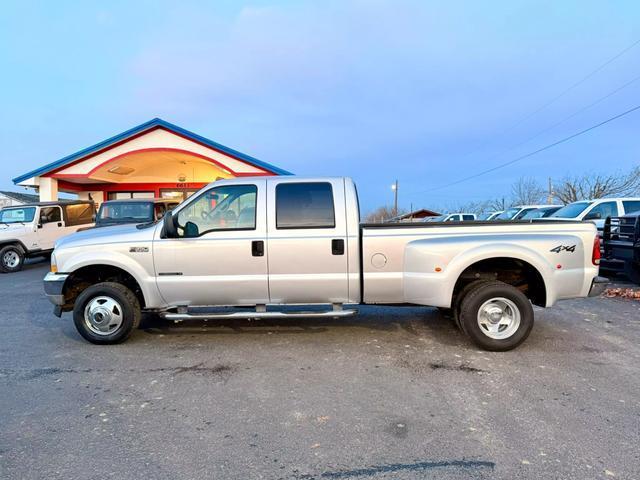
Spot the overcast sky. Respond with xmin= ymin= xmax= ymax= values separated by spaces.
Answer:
xmin=1 ymin=1 xmax=638 ymax=212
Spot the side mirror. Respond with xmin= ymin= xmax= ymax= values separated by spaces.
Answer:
xmin=91 ymin=213 xmax=96 ymax=222
xmin=163 ymin=210 xmax=178 ymax=238
xmin=584 ymin=211 xmax=602 ymax=220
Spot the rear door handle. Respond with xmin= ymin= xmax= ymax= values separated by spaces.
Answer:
xmin=331 ymin=239 xmax=344 ymax=255
xmin=252 ymin=240 xmax=264 ymax=257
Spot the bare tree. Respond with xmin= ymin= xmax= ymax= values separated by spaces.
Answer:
xmin=554 ymin=166 xmax=640 ymax=203
xmin=511 ymin=176 xmax=545 ymax=205
xmin=364 ymin=205 xmax=407 ymax=223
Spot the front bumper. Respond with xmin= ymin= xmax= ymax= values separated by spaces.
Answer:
xmin=43 ymin=272 xmax=69 ymax=306
xmin=588 ymin=275 xmax=608 ymax=297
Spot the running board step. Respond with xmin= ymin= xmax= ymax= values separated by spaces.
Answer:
xmin=160 ymin=309 xmax=358 ymax=321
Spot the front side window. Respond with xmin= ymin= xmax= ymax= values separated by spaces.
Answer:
xmin=0 ymin=207 xmax=36 ymax=223
xmin=276 ymin=182 xmax=335 ymax=229
xmin=40 ymin=207 xmax=62 ymax=224
xmin=587 ymin=201 xmax=617 ymax=219
xmin=154 ymin=203 xmax=166 ymax=220
xmin=622 ymin=201 xmax=640 ymax=215
xmin=176 ymin=184 xmax=257 ymax=237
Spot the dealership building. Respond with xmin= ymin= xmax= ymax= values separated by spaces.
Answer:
xmin=12 ymin=118 xmax=290 ymax=203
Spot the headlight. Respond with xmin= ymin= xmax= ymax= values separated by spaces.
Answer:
xmin=50 ymin=252 xmax=58 ymax=273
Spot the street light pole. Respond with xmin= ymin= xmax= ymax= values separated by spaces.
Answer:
xmin=392 ymin=180 xmax=398 ymax=217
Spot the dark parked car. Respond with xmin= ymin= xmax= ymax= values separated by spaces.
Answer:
xmin=92 ymin=199 xmax=179 ymax=228
xmin=601 ymin=214 xmax=640 ymax=284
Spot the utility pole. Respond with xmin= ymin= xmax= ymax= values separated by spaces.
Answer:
xmin=547 ymin=177 xmax=554 ymax=204
xmin=392 ymin=180 xmax=398 ymax=217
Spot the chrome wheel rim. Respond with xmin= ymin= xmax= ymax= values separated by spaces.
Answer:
xmin=477 ymin=297 xmax=521 ymax=340
xmin=3 ymin=250 xmax=19 ymax=268
xmin=84 ymin=296 xmax=124 ymax=336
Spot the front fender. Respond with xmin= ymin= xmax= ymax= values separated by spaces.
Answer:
xmin=57 ymin=248 xmax=164 ymax=308
xmin=403 ymin=233 xmax=583 ymax=308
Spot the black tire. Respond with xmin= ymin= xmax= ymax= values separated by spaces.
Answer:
xmin=458 ymin=281 xmax=534 ymax=351
xmin=0 ymin=245 xmax=25 ymax=273
xmin=73 ymin=282 xmax=141 ymax=345
xmin=437 ymin=307 xmax=454 ymax=319
xmin=452 ymin=280 xmax=488 ymax=333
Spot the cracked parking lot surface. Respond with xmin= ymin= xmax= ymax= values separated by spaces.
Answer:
xmin=1 ymin=260 xmax=639 ymax=479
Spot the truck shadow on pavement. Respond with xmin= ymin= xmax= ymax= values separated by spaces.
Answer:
xmin=136 ymin=306 xmax=490 ymax=350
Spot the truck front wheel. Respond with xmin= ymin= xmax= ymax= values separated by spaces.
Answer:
xmin=458 ymin=281 xmax=534 ymax=351
xmin=73 ymin=282 xmax=141 ymax=344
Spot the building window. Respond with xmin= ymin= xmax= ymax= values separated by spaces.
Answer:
xmin=107 ymin=191 xmax=154 ymax=200
xmin=160 ymin=189 xmax=199 ymax=201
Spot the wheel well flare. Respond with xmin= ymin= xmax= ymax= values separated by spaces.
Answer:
xmin=454 ymin=257 xmax=546 ymax=307
xmin=63 ymin=265 xmax=145 ymax=308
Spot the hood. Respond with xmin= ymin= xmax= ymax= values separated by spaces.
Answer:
xmin=55 ymin=222 xmax=158 ymax=250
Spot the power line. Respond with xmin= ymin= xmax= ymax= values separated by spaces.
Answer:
xmin=506 ymin=37 xmax=640 ymax=131
xmin=453 ymin=37 xmax=640 ymax=162
xmin=405 ymin=71 xmax=640 ymax=197
xmin=410 ymin=103 xmax=640 ymax=195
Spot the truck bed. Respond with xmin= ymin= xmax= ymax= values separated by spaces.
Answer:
xmin=359 ymin=219 xmax=595 ymax=306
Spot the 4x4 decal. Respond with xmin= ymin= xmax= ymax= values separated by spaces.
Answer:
xmin=550 ymin=244 xmax=576 ymax=253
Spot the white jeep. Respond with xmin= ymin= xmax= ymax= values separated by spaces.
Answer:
xmin=0 ymin=201 xmax=94 ymax=272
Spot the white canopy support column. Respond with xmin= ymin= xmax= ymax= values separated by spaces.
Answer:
xmin=39 ymin=177 xmax=59 ymax=201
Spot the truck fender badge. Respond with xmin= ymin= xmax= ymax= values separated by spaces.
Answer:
xmin=129 ymin=246 xmax=149 ymax=253
xmin=550 ymin=244 xmax=576 ymax=253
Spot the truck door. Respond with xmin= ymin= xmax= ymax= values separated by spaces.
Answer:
xmin=266 ymin=179 xmax=349 ymax=304
xmin=36 ymin=206 xmax=64 ymax=250
xmin=153 ymin=180 xmax=269 ymax=306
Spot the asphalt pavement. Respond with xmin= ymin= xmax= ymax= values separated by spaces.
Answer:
xmin=1 ymin=259 xmax=639 ymax=479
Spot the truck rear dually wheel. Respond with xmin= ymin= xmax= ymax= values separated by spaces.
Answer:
xmin=458 ymin=281 xmax=533 ymax=351
xmin=73 ymin=282 xmax=141 ymax=345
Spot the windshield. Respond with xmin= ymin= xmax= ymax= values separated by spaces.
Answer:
xmin=495 ymin=207 xmax=520 ymax=220
xmin=97 ymin=202 xmax=153 ymax=223
xmin=521 ymin=209 xmax=546 ymax=219
xmin=424 ymin=215 xmax=446 ymax=222
xmin=550 ymin=202 xmax=590 ymax=219
xmin=0 ymin=207 xmax=36 ymax=224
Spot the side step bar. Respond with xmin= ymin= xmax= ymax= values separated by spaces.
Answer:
xmin=160 ymin=308 xmax=357 ymax=322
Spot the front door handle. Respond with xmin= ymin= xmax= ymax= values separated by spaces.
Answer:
xmin=252 ymin=240 xmax=264 ymax=257
xmin=331 ymin=239 xmax=344 ymax=255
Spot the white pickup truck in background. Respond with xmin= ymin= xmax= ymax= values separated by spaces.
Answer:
xmin=44 ymin=177 xmax=606 ymax=351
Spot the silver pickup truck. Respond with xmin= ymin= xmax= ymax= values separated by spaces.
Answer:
xmin=44 ymin=176 xmax=606 ymax=351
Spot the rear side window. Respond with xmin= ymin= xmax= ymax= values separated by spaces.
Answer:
xmin=622 ymin=200 xmax=640 ymax=215
xmin=462 ymin=214 xmax=475 ymax=221
xmin=65 ymin=203 xmax=94 ymax=226
xmin=276 ymin=182 xmax=335 ymax=229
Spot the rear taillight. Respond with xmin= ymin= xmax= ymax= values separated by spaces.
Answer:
xmin=592 ymin=235 xmax=601 ymax=266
